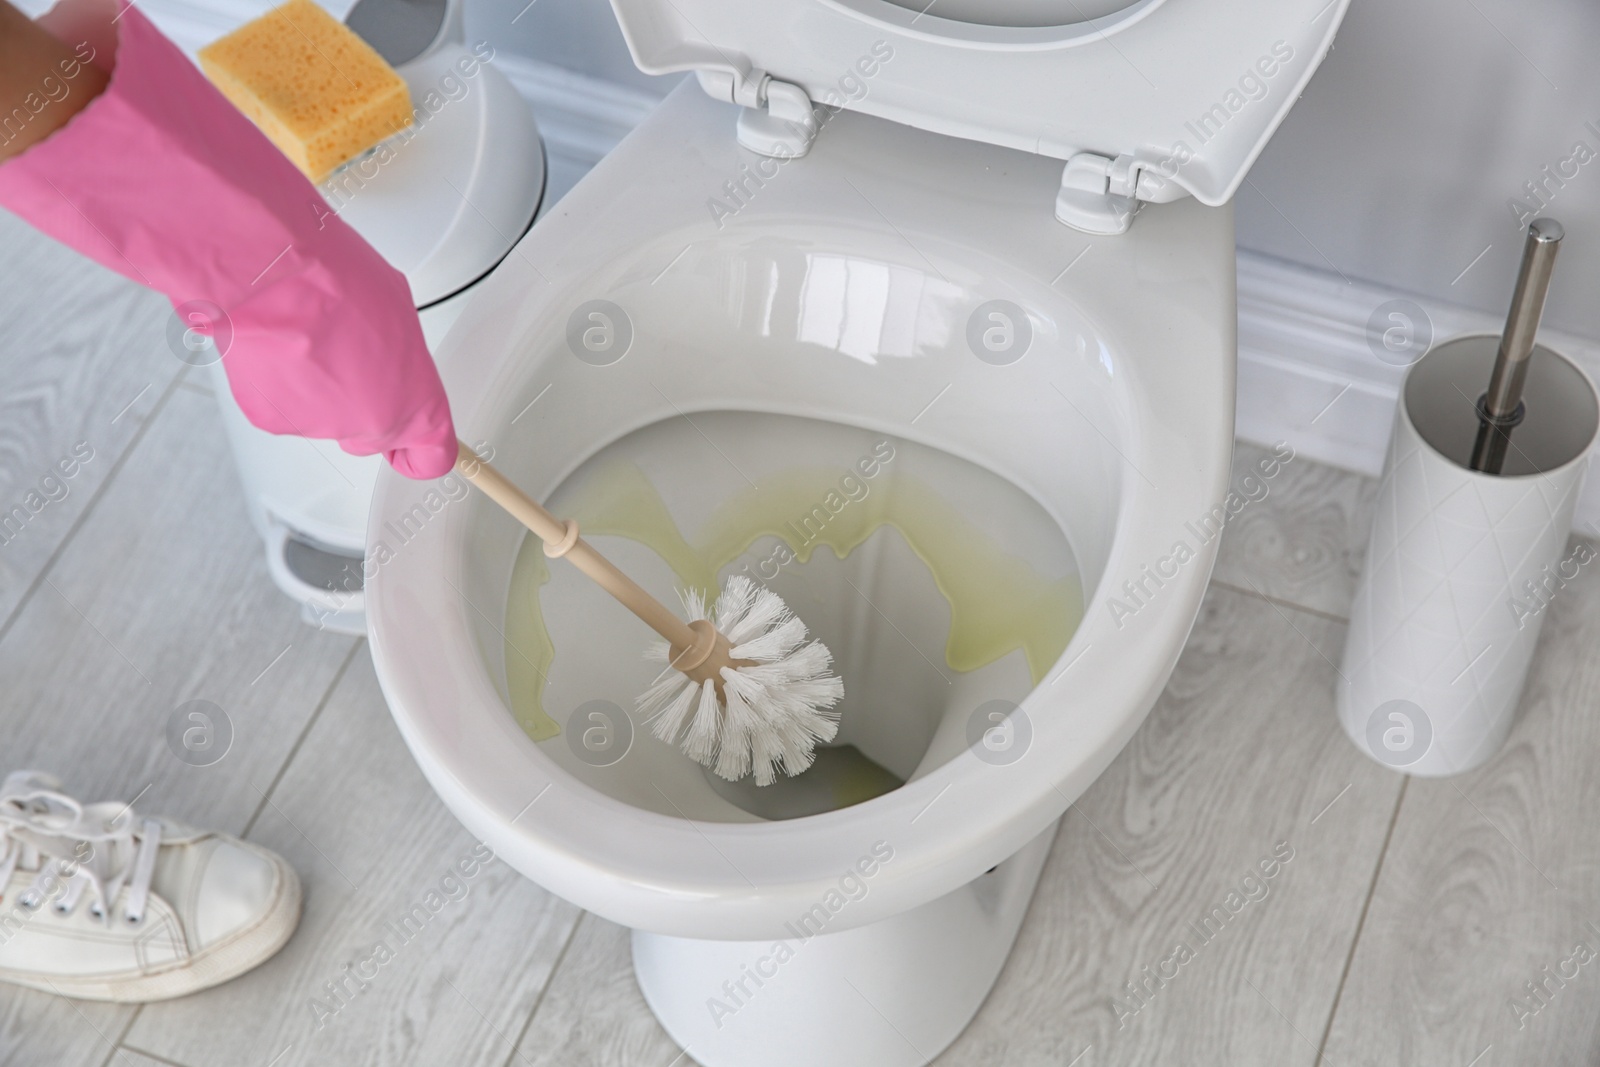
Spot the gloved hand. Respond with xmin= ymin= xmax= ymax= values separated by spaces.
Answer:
xmin=0 ymin=0 xmax=456 ymax=478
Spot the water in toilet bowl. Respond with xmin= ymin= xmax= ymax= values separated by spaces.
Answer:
xmin=503 ymin=411 xmax=1082 ymax=821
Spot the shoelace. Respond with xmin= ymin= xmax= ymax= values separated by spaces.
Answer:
xmin=0 ymin=775 xmax=162 ymax=926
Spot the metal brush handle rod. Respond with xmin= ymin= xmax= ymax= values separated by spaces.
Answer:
xmin=1470 ymin=218 xmax=1564 ymax=473
xmin=1485 ymin=218 xmax=1564 ymax=419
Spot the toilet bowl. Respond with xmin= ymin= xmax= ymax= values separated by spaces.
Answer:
xmin=366 ymin=2 xmax=1347 ymax=1063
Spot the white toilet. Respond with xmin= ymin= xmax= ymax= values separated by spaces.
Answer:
xmin=366 ymin=2 xmax=1348 ymax=1064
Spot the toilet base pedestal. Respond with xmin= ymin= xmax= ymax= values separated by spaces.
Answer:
xmin=631 ymin=819 xmax=1058 ymax=1067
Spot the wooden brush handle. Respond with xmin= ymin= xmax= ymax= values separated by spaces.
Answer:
xmin=454 ymin=440 xmax=704 ymax=656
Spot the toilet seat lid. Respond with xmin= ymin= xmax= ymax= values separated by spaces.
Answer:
xmin=606 ymin=0 xmax=1348 ymax=206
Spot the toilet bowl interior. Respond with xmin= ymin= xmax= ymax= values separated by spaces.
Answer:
xmin=448 ymin=219 xmax=1131 ymax=823
xmin=503 ymin=409 xmax=1084 ymax=822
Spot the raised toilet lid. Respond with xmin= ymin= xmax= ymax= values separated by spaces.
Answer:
xmin=606 ymin=0 xmax=1349 ymax=211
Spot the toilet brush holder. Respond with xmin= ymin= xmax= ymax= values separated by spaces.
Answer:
xmin=1340 ymin=219 xmax=1599 ymax=775
xmin=1338 ymin=334 xmax=1598 ymax=775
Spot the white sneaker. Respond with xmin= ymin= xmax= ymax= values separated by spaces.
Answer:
xmin=0 ymin=771 xmax=302 ymax=1002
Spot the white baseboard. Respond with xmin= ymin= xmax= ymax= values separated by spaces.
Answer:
xmin=124 ymin=0 xmax=1600 ymax=532
xmin=1236 ymin=250 xmax=1600 ymax=530
xmin=1238 ymin=250 xmax=1598 ymax=474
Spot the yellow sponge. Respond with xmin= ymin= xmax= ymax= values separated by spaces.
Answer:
xmin=199 ymin=0 xmax=413 ymax=183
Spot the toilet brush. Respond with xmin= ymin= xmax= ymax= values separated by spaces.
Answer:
xmin=1339 ymin=219 xmax=1600 ymax=774
xmin=453 ymin=440 xmax=844 ymax=785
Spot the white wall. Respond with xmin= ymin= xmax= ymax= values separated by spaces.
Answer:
xmin=484 ymin=0 xmax=1600 ymax=340
xmin=469 ymin=0 xmax=672 ymax=97
xmin=1238 ymin=0 xmax=1600 ymax=340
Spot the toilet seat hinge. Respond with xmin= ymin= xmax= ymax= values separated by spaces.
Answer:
xmin=697 ymin=68 xmax=819 ymax=160
xmin=1055 ymin=151 xmax=1179 ymax=236
xmin=1056 ymin=152 xmax=1141 ymax=236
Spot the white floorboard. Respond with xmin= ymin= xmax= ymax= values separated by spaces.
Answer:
xmin=0 ymin=214 xmax=178 ymax=630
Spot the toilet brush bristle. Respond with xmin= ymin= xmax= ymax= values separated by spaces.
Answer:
xmin=637 ymin=575 xmax=844 ymax=786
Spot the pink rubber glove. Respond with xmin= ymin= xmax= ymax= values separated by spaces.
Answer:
xmin=0 ymin=0 xmax=456 ymax=478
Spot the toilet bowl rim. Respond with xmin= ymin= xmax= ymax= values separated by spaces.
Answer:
xmin=366 ymin=386 xmax=1227 ymax=936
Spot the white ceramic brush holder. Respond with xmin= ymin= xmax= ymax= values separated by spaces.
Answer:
xmin=1339 ymin=335 xmax=1598 ymax=775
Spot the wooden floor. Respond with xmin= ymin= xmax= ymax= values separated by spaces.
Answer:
xmin=4 ymin=207 xmax=1600 ymax=1067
